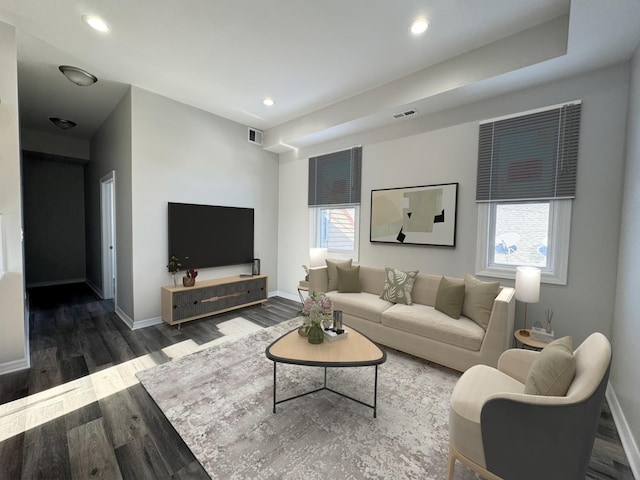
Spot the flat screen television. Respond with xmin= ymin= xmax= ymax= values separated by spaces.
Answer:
xmin=168 ymin=202 xmax=254 ymax=270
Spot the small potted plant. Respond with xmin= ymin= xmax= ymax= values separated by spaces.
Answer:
xmin=183 ymin=268 xmax=198 ymax=287
xmin=167 ymin=255 xmax=182 ymax=287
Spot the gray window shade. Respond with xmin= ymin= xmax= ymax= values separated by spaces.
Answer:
xmin=308 ymin=146 xmax=362 ymax=206
xmin=476 ymin=103 xmax=581 ymax=202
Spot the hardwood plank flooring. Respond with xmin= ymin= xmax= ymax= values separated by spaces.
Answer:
xmin=0 ymin=282 xmax=633 ymax=479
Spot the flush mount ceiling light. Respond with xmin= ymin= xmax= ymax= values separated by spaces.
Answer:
xmin=82 ymin=14 xmax=109 ymax=32
xmin=263 ymin=98 xmax=275 ymax=107
xmin=59 ymin=65 xmax=98 ymax=86
xmin=410 ymin=18 xmax=430 ymax=35
xmin=49 ymin=117 xmax=77 ymax=130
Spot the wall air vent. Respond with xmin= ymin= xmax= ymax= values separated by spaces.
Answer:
xmin=392 ymin=108 xmax=418 ymax=119
xmin=248 ymin=127 xmax=263 ymax=146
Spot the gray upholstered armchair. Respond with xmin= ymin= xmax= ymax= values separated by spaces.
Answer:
xmin=447 ymin=332 xmax=611 ymax=480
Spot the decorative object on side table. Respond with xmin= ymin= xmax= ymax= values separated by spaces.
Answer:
xmin=167 ymin=255 xmax=183 ymax=287
xmin=515 ymin=266 xmax=541 ymax=337
xmin=299 ymin=292 xmax=333 ymax=344
xmin=183 ymin=269 xmax=198 ymax=287
xmin=531 ymin=310 xmax=555 ymax=343
xmin=324 ymin=309 xmax=348 ymax=341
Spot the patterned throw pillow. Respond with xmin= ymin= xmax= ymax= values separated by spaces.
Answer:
xmin=379 ymin=267 xmax=419 ymax=305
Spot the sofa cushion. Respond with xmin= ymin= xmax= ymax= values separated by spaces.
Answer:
xmin=379 ymin=267 xmax=419 ymax=305
xmin=326 ymin=291 xmax=392 ymax=324
xmin=326 ymin=258 xmax=352 ymax=291
xmin=337 ymin=265 xmax=361 ymax=293
xmin=381 ymin=303 xmax=485 ymax=351
xmin=435 ymin=277 xmax=465 ymax=319
xmin=462 ymin=274 xmax=500 ymax=330
xmin=525 ymin=336 xmax=576 ymax=396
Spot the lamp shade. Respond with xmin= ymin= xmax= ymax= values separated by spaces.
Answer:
xmin=515 ymin=266 xmax=541 ymax=303
xmin=309 ymin=248 xmax=328 ymax=268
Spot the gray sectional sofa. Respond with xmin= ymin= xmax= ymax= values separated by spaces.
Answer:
xmin=309 ymin=265 xmax=516 ymax=372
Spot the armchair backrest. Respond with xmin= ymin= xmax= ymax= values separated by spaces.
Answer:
xmin=566 ymin=332 xmax=611 ymax=402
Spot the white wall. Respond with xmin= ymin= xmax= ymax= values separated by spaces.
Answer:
xmin=0 ymin=21 xmax=27 ymax=373
xmin=21 ymin=128 xmax=90 ymax=160
xmin=129 ymin=87 xmax=279 ymax=325
xmin=610 ymin=45 xmax=640 ymax=474
xmin=278 ymin=63 xmax=629 ymax=347
xmin=87 ymin=90 xmax=134 ymax=318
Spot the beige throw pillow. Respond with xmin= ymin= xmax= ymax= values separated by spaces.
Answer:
xmin=461 ymin=274 xmax=500 ymax=329
xmin=337 ymin=265 xmax=361 ymax=293
xmin=525 ymin=336 xmax=576 ymax=396
xmin=325 ymin=258 xmax=352 ymax=291
xmin=379 ymin=267 xmax=419 ymax=305
xmin=435 ymin=277 xmax=465 ymax=319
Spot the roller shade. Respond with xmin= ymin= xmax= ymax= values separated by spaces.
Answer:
xmin=476 ymin=102 xmax=581 ymax=202
xmin=308 ymin=146 xmax=362 ymax=206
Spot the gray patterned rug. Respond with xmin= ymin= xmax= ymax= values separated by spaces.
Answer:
xmin=137 ymin=318 xmax=479 ymax=479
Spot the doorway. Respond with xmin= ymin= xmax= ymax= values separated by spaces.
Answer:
xmin=100 ymin=172 xmax=116 ymax=300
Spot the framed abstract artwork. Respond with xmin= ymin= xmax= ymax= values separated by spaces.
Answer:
xmin=370 ymin=182 xmax=458 ymax=247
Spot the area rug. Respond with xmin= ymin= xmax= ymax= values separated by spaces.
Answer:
xmin=137 ymin=318 xmax=478 ymax=479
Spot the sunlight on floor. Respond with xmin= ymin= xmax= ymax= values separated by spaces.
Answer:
xmin=0 ymin=317 xmax=262 ymax=442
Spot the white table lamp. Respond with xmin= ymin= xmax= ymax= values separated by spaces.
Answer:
xmin=515 ymin=266 xmax=541 ymax=337
xmin=309 ymin=248 xmax=328 ymax=268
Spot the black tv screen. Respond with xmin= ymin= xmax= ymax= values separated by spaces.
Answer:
xmin=168 ymin=202 xmax=254 ymax=270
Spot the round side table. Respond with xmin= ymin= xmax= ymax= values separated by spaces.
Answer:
xmin=513 ymin=329 xmax=548 ymax=350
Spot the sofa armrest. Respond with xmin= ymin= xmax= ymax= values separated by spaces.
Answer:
xmin=497 ymin=349 xmax=539 ymax=383
xmin=478 ymin=286 xmax=515 ymax=368
xmin=309 ymin=266 xmax=328 ymax=295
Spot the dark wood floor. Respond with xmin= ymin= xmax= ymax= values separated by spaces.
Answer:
xmin=0 ymin=283 xmax=633 ymax=479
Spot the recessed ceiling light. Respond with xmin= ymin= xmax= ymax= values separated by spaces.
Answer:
xmin=410 ymin=18 xmax=430 ymax=35
xmin=49 ymin=117 xmax=77 ymax=130
xmin=263 ymin=98 xmax=275 ymax=107
xmin=59 ymin=65 xmax=98 ymax=86
xmin=82 ymin=15 xmax=109 ymax=32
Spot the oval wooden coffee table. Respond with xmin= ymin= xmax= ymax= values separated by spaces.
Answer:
xmin=265 ymin=325 xmax=387 ymax=417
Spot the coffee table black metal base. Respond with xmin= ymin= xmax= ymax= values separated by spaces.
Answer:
xmin=272 ymin=362 xmax=380 ymax=417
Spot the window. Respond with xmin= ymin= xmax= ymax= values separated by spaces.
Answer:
xmin=475 ymin=102 xmax=581 ymax=285
xmin=308 ymin=146 xmax=362 ymax=260
xmin=313 ymin=205 xmax=359 ymax=257
xmin=476 ymin=200 xmax=571 ymax=284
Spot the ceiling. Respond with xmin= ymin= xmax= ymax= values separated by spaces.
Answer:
xmin=1 ymin=0 xmax=639 ymax=152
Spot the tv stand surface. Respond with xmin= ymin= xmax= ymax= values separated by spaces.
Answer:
xmin=161 ymin=274 xmax=268 ymax=326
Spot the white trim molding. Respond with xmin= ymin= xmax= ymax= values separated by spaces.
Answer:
xmin=0 ymin=357 xmax=30 ymax=375
xmin=606 ymin=383 xmax=640 ymax=479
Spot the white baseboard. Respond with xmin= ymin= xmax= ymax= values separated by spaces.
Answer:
xmin=85 ymin=279 xmax=103 ymax=299
xmin=274 ymin=290 xmax=301 ymax=303
xmin=0 ymin=357 xmax=30 ymax=375
xmin=114 ymin=305 xmax=135 ymax=329
xmin=131 ymin=316 xmax=163 ymax=330
xmin=27 ymin=277 xmax=86 ymax=288
xmin=606 ymin=383 xmax=640 ymax=479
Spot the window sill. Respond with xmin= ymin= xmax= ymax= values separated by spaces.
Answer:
xmin=476 ymin=265 xmax=567 ymax=285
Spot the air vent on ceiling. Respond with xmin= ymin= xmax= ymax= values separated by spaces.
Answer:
xmin=392 ymin=108 xmax=418 ymax=119
xmin=248 ymin=127 xmax=263 ymax=145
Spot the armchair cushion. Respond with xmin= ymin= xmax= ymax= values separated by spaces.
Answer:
xmin=449 ymin=364 xmax=524 ymax=467
xmin=524 ymin=336 xmax=576 ymax=396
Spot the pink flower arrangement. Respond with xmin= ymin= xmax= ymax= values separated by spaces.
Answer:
xmin=302 ymin=293 xmax=333 ymax=328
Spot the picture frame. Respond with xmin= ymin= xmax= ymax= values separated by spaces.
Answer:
xmin=370 ymin=182 xmax=458 ymax=247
